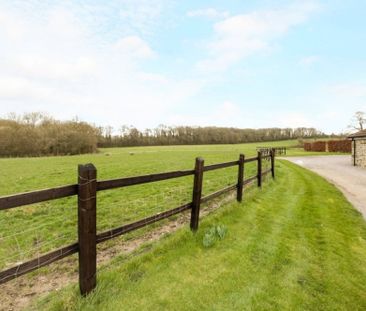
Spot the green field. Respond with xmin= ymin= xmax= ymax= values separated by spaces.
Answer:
xmin=0 ymin=140 xmax=349 ymax=271
xmin=0 ymin=140 xmax=300 ymax=271
xmin=0 ymin=140 xmax=361 ymax=310
xmin=33 ymin=160 xmax=366 ymax=310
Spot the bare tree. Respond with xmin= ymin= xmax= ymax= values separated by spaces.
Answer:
xmin=349 ymin=111 xmax=366 ymax=131
xmin=0 ymin=113 xmax=98 ymax=157
xmin=0 ymin=112 xmax=329 ymax=156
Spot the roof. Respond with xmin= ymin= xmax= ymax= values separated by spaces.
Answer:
xmin=348 ymin=129 xmax=366 ymax=139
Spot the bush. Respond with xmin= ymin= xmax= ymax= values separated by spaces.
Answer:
xmin=328 ymin=140 xmax=351 ymax=153
xmin=311 ymin=141 xmax=327 ymax=152
xmin=303 ymin=140 xmax=351 ymax=153
xmin=304 ymin=142 xmax=312 ymax=151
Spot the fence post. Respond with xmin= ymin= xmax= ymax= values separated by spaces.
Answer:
xmin=257 ymin=151 xmax=262 ymax=188
xmin=78 ymin=163 xmax=97 ymax=296
xmin=237 ymin=154 xmax=245 ymax=202
xmin=190 ymin=157 xmax=204 ymax=231
xmin=271 ymin=148 xmax=275 ymax=179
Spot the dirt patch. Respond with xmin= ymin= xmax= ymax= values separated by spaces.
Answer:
xmin=1 ymin=188 xmax=244 ymax=311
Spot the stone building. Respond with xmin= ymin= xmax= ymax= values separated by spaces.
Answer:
xmin=348 ymin=130 xmax=366 ymax=167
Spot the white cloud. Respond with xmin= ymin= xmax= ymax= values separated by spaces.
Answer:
xmin=113 ymin=36 xmax=155 ymax=59
xmin=0 ymin=77 xmax=54 ymax=100
xmin=136 ymin=72 xmax=169 ymax=83
xmin=119 ymin=0 xmax=168 ymax=35
xmin=187 ymin=8 xmax=229 ymax=19
xmin=0 ymin=10 xmax=25 ymax=40
xmin=0 ymin=2 xmax=206 ymax=129
xmin=11 ymin=56 xmax=97 ymax=81
xmin=277 ymin=112 xmax=314 ymax=128
xmin=282 ymin=81 xmax=366 ymax=134
xmin=299 ymin=55 xmax=320 ymax=66
xmin=327 ymin=82 xmax=366 ymax=98
xmin=321 ymin=82 xmax=366 ymax=133
xmin=1 ymin=1 xmax=346 ymax=134
xmin=197 ymin=2 xmax=319 ymax=72
xmin=46 ymin=7 xmax=87 ymax=40
xmin=168 ymin=101 xmax=246 ymax=127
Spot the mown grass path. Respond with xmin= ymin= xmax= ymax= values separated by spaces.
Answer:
xmin=34 ymin=160 xmax=366 ymax=311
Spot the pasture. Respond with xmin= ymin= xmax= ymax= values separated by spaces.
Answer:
xmin=0 ymin=140 xmax=357 ymax=310
xmin=34 ymin=160 xmax=366 ymax=310
xmin=0 ymin=141 xmax=297 ymax=273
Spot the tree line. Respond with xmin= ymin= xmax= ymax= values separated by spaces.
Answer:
xmin=0 ymin=113 xmax=98 ymax=157
xmin=97 ymin=125 xmax=326 ymax=147
xmin=0 ymin=113 xmax=328 ymax=157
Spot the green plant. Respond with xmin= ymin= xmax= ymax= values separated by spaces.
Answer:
xmin=202 ymin=224 xmax=228 ymax=248
xmin=215 ymin=225 xmax=227 ymax=239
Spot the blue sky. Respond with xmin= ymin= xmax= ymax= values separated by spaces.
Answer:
xmin=0 ymin=0 xmax=365 ymax=133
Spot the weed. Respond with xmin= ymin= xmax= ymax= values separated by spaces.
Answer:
xmin=202 ymin=224 xmax=228 ymax=248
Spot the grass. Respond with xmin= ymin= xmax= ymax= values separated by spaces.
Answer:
xmin=0 ymin=139 xmax=349 ymax=273
xmin=32 ymin=160 xmax=366 ymax=310
xmin=0 ymin=140 xmax=299 ymax=270
xmin=0 ymin=141 xmax=349 ymax=272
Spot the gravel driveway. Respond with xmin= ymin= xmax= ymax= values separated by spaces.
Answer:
xmin=283 ymin=155 xmax=366 ymax=219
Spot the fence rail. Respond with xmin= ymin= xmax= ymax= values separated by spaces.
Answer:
xmin=0 ymin=184 xmax=78 ymax=211
xmin=256 ymin=146 xmax=286 ymax=156
xmin=0 ymin=150 xmax=276 ymax=295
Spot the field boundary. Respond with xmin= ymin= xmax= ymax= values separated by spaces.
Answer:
xmin=0 ymin=150 xmax=276 ymax=295
xmin=256 ymin=146 xmax=286 ymax=156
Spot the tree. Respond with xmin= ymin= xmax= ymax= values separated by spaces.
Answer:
xmin=0 ymin=113 xmax=98 ymax=157
xmin=349 ymin=111 xmax=366 ymax=131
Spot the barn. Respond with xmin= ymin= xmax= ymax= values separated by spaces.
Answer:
xmin=348 ymin=130 xmax=366 ymax=167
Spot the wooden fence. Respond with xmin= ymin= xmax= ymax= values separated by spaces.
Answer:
xmin=256 ymin=146 xmax=286 ymax=156
xmin=0 ymin=150 xmax=276 ymax=295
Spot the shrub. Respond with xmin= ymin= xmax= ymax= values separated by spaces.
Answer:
xmin=328 ymin=140 xmax=351 ymax=153
xmin=311 ymin=141 xmax=327 ymax=152
xmin=304 ymin=142 xmax=312 ymax=151
xmin=303 ymin=140 xmax=351 ymax=153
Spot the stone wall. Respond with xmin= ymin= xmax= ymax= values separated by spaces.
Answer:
xmin=352 ymin=139 xmax=366 ymax=167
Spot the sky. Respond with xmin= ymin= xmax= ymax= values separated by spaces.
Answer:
xmin=0 ymin=0 xmax=365 ymax=134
